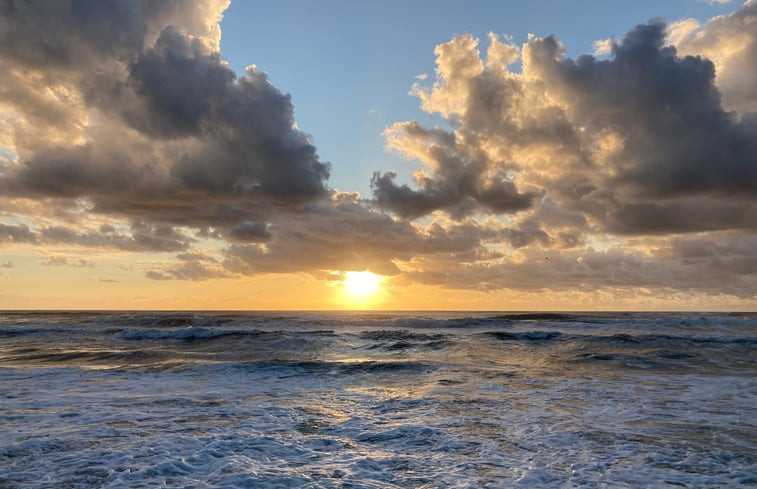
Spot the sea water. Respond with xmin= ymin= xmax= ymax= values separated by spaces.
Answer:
xmin=0 ymin=311 xmax=755 ymax=487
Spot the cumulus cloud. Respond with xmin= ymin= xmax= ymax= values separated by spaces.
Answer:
xmin=371 ymin=34 xmax=542 ymax=219
xmin=0 ymin=0 xmax=755 ymax=303
xmin=670 ymin=1 xmax=757 ymax=112
xmin=527 ymin=20 xmax=757 ymax=232
xmin=378 ymin=19 xmax=757 ymax=235
xmin=0 ymin=0 xmax=330 ymax=243
xmin=2 ymin=0 xmax=529 ymax=290
xmin=366 ymin=10 xmax=756 ymax=299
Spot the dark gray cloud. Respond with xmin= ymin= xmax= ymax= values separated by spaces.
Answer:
xmin=125 ymin=26 xmax=234 ymax=138
xmin=0 ymin=223 xmax=37 ymax=244
xmin=0 ymin=0 xmax=187 ymax=70
xmin=226 ymin=221 xmax=272 ymax=243
xmin=522 ymin=20 xmax=757 ymax=237
xmin=660 ymin=232 xmax=757 ymax=275
xmin=404 ymin=238 xmax=757 ymax=298
xmin=371 ymin=168 xmax=536 ymax=219
xmin=529 ymin=21 xmax=757 ymax=209
xmin=371 ymin=120 xmax=539 ymax=218
xmin=222 ymin=193 xmax=496 ymax=277
xmin=123 ymin=27 xmax=331 ymax=201
xmin=592 ymin=197 xmax=757 ymax=235
xmin=1 ymin=220 xmax=193 ymax=252
xmin=40 ymin=223 xmax=191 ymax=252
xmin=0 ymin=0 xmax=330 ymax=242
xmin=0 ymin=0 xmax=224 ymax=150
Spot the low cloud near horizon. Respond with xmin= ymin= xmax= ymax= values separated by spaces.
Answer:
xmin=1 ymin=0 xmax=755 ymax=305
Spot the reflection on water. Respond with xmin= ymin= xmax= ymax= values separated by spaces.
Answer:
xmin=0 ymin=311 xmax=755 ymax=487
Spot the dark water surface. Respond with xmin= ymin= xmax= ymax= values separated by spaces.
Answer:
xmin=1 ymin=311 xmax=755 ymax=487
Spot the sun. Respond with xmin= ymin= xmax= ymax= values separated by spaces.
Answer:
xmin=342 ymin=271 xmax=382 ymax=303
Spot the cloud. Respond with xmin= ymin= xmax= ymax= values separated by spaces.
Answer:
xmin=527 ymin=20 xmax=756 ymax=231
xmin=38 ymin=223 xmax=192 ymax=252
xmin=373 ymin=33 xmax=575 ymax=220
xmin=146 ymin=262 xmax=227 ymax=281
xmin=372 ymin=121 xmax=540 ymax=219
xmin=592 ymin=38 xmax=613 ymax=56
xmin=371 ymin=33 xmax=542 ymax=219
xmin=146 ymin=251 xmax=229 ymax=281
xmin=222 ymin=192 xmax=499 ymax=277
xmin=41 ymin=256 xmax=94 ymax=268
xmin=670 ymin=1 xmax=757 ymax=111
xmin=0 ymin=223 xmax=37 ymax=245
xmin=404 ymin=244 xmax=757 ymax=298
xmin=0 ymin=0 xmax=227 ymax=155
xmin=0 ymin=0 xmax=755 ymax=304
xmin=226 ymin=221 xmax=272 ymax=243
xmin=380 ymin=18 xmax=757 ymax=234
xmin=0 ymin=0 xmax=330 ymax=244
xmin=362 ymin=10 xmax=756 ymax=300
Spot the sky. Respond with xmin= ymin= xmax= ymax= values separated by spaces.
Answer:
xmin=0 ymin=0 xmax=755 ymax=310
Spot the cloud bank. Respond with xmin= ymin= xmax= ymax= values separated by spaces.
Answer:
xmin=0 ymin=0 xmax=755 ymax=303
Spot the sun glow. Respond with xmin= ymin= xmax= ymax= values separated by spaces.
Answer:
xmin=342 ymin=271 xmax=382 ymax=304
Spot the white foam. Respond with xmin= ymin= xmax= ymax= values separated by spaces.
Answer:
xmin=0 ymin=312 xmax=755 ymax=487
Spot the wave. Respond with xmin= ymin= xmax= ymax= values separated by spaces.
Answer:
xmin=0 ymin=348 xmax=169 ymax=365
xmin=0 ymin=327 xmax=68 ymax=337
xmin=217 ymin=359 xmax=438 ymax=377
xmin=1 ymin=354 xmax=439 ymax=375
xmin=571 ymin=353 xmax=669 ymax=369
xmin=116 ymin=327 xmax=338 ymax=344
xmin=578 ymin=333 xmax=757 ymax=348
xmin=484 ymin=331 xmax=563 ymax=342
xmin=1 ymin=310 xmax=754 ymax=334
xmin=486 ymin=313 xmax=577 ymax=321
xmin=482 ymin=330 xmax=757 ymax=347
xmin=118 ymin=327 xmax=266 ymax=341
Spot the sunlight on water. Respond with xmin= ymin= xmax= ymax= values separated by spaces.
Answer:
xmin=0 ymin=311 xmax=755 ymax=487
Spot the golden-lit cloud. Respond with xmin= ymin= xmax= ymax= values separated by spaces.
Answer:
xmin=669 ymin=1 xmax=757 ymax=111
xmin=0 ymin=0 xmax=755 ymax=309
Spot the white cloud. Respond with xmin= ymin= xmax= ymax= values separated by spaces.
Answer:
xmin=592 ymin=38 xmax=613 ymax=56
xmin=670 ymin=1 xmax=757 ymax=111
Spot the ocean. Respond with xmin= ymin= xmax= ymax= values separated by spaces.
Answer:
xmin=0 ymin=311 xmax=755 ymax=488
